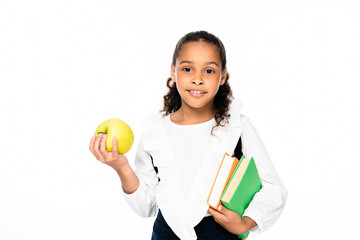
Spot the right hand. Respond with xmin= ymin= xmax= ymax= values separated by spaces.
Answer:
xmin=89 ymin=133 xmax=129 ymax=171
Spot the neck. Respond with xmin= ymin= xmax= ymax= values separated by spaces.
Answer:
xmin=171 ymin=103 xmax=215 ymax=125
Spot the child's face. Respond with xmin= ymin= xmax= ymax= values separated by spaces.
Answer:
xmin=171 ymin=40 xmax=227 ymax=112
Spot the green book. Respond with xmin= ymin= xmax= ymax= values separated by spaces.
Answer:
xmin=220 ymin=156 xmax=262 ymax=239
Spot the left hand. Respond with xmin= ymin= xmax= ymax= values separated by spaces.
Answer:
xmin=208 ymin=205 xmax=257 ymax=235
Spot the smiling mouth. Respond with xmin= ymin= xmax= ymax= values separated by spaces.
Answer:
xmin=189 ymin=90 xmax=206 ymax=93
xmin=187 ymin=89 xmax=207 ymax=96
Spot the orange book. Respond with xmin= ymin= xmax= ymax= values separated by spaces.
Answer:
xmin=207 ymin=153 xmax=239 ymax=209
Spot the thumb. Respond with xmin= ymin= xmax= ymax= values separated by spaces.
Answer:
xmin=217 ymin=205 xmax=230 ymax=215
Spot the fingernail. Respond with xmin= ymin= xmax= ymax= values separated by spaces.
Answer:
xmin=218 ymin=205 xmax=223 ymax=211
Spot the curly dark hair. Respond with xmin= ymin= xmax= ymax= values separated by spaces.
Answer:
xmin=162 ymin=30 xmax=233 ymax=132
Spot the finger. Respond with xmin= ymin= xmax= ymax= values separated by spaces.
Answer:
xmin=112 ymin=137 xmax=119 ymax=155
xmin=94 ymin=134 xmax=101 ymax=150
xmin=217 ymin=205 xmax=231 ymax=216
xmin=99 ymin=134 xmax=108 ymax=159
xmin=93 ymin=134 xmax=104 ymax=161
xmin=89 ymin=135 xmax=96 ymax=154
xmin=207 ymin=206 xmax=217 ymax=216
xmin=208 ymin=206 xmax=227 ymax=223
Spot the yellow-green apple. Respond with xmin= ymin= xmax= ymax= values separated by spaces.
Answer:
xmin=95 ymin=118 xmax=134 ymax=154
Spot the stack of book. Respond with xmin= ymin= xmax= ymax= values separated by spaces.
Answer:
xmin=207 ymin=153 xmax=262 ymax=239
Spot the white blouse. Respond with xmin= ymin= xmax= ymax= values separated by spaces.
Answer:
xmin=164 ymin=116 xmax=215 ymax=203
xmin=122 ymin=100 xmax=288 ymax=240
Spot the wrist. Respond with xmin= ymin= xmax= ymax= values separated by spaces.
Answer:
xmin=242 ymin=216 xmax=257 ymax=232
xmin=114 ymin=161 xmax=131 ymax=174
xmin=114 ymin=162 xmax=139 ymax=194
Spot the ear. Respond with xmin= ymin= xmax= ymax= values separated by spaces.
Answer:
xmin=220 ymin=68 xmax=227 ymax=85
xmin=171 ymin=64 xmax=176 ymax=83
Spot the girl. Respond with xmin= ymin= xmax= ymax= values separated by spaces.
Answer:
xmin=89 ymin=31 xmax=287 ymax=240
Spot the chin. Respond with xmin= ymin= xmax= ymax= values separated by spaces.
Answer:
xmin=183 ymin=100 xmax=213 ymax=110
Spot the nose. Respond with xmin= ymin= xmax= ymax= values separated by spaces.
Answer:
xmin=192 ymin=79 xmax=204 ymax=85
xmin=192 ymin=72 xmax=204 ymax=85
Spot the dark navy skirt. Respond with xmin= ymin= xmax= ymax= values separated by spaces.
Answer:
xmin=151 ymin=210 xmax=241 ymax=240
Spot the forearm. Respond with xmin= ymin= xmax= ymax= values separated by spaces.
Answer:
xmin=115 ymin=163 xmax=140 ymax=194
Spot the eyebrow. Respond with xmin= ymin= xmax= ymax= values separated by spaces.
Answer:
xmin=179 ymin=60 xmax=219 ymax=67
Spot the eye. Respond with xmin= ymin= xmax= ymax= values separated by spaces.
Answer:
xmin=182 ymin=67 xmax=191 ymax=72
xmin=205 ymin=69 xmax=215 ymax=74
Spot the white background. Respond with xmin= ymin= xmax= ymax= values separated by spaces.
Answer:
xmin=1 ymin=0 xmax=359 ymax=239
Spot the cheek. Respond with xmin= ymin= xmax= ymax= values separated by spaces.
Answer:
xmin=213 ymin=85 xmax=221 ymax=95
xmin=174 ymin=73 xmax=187 ymax=87
xmin=175 ymin=80 xmax=185 ymax=93
xmin=209 ymin=76 xmax=222 ymax=88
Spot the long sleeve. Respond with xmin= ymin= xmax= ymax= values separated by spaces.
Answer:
xmin=241 ymin=116 xmax=288 ymax=233
xmin=122 ymin=136 xmax=159 ymax=217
